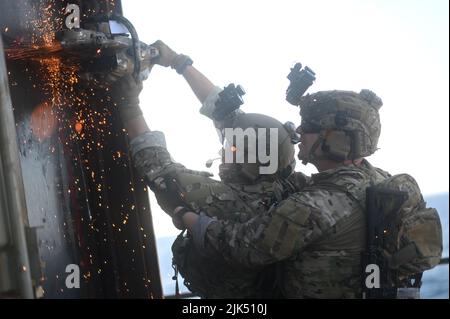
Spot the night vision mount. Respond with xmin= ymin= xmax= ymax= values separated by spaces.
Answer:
xmin=212 ymin=83 xmax=246 ymax=121
xmin=286 ymin=63 xmax=316 ymax=106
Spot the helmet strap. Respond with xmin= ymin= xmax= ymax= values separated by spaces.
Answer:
xmin=302 ymin=130 xmax=327 ymax=165
xmin=279 ymin=158 xmax=296 ymax=178
xmin=322 ymin=130 xmax=353 ymax=162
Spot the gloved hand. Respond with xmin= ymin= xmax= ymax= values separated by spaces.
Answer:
xmin=172 ymin=206 xmax=190 ymax=230
xmin=151 ymin=40 xmax=179 ymax=67
xmin=171 ymin=206 xmax=188 ymax=230
xmin=151 ymin=40 xmax=193 ymax=74
xmin=110 ymin=75 xmax=144 ymax=122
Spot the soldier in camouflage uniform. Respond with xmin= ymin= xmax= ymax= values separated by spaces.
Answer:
xmin=176 ymin=89 xmax=439 ymax=298
xmin=112 ymin=41 xmax=306 ymax=298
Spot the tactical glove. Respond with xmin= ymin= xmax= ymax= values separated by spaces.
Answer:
xmin=172 ymin=206 xmax=190 ymax=230
xmin=111 ymin=75 xmax=144 ymax=122
xmin=151 ymin=40 xmax=193 ymax=74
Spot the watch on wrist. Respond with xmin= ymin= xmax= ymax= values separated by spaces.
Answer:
xmin=172 ymin=54 xmax=193 ymax=74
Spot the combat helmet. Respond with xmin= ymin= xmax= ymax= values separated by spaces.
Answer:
xmin=218 ymin=113 xmax=297 ymax=184
xmin=298 ymin=89 xmax=383 ymax=163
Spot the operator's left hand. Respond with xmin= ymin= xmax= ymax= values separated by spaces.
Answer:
xmin=110 ymin=74 xmax=144 ymax=122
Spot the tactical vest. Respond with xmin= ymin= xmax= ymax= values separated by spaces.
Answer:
xmin=261 ymin=162 xmax=442 ymax=298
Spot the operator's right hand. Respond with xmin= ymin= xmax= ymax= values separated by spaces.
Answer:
xmin=172 ymin=206 xmax=191 ymax=230
xmin=150 ymin=40 xmax=179 ymax=68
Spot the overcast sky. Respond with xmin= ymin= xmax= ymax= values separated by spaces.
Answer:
xmin=122 ymin=0 xmax=449 ymax=238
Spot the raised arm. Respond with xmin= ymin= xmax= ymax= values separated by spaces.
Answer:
xmin=110 ymin=74 xmax=187 ymax=216
xmin=110 ymin=75 xmax=150 ymax=140
xmin=150 ymin=40 xmax=241 ymax=131
xmin=150 ymin=40 xmax=217 ymax=104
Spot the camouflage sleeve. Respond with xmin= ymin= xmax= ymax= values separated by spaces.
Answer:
xmin=130 ymin=131 xmax=185 ymax=184
xmin=130 ymin=131 xmax=232 ymax=217
xmin=130 ymin=131 xmax=189 ymax=214
xmin=195 ymin=188 xmax=354 ymax=268
xmin=199 ymin=86 xmax=223 ymax=120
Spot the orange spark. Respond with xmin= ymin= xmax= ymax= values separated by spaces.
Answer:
xmin=30 ymin=102 xmax=57 ymax=141
xmin=75 ymin=122 xmax=83 ymax=134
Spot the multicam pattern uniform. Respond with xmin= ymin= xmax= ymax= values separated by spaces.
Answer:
xmin=131 ymin=135 xmax=303 ymax=298
xmin=199 ymin=159 xmax=391 ymax=298
xmin=130 ymin=87 xmax=302 ymax=298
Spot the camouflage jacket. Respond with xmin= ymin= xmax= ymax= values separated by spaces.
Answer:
xmin=130 ymin=130 xmax=305 ymax=298
xmin=192 ymin=159 xmax=391 ymax=298
xmin=129 ymin=87 xmax=306 ymax=298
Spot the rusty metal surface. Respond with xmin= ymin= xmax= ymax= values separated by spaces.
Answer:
xmin=1 ymin=0 xmax=162 ymax=298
